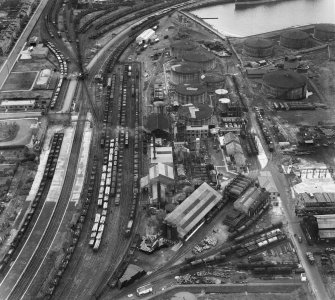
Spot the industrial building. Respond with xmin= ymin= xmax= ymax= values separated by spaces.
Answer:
xmin=258 ymin=171 xmax=279 ymax=201
xmin=315 ymin=214 xmax=335 ymax=241
xmin=314 ymin=23 xmax=335 ymax=41
xmin=182 ymin=49 xmax=216 ymax=71
xmin=185 ymin=125 xmax=209 ymax=142
xmin=146 ymin=113 xmax=170 ymax=139
xmin=280 ymin=29 xmax=309 ymax=49
xmin=234 ymin=186 xmax=269 ymax=217
xmin=262 ymin=70 xmax=307 ymax=100
xmin=140 ymin=163 xmax=174 ymax=188
xmin=170 ymin=40 xmax=197 ymax=59
xmin=201 ymin=72 xmax=225 ymax=91
xmin=35 ymin=69 xmax=52 ymax=89
xmin=136 ymin=28 xmax=156 ymax=45
xmin=0 ymin=100 xmax=35 ymax=111
xmin=118 ymin=264 xmax=146 ymax=288
xmin=170 ymin=62 xmax=202 ymax=85
xmin=178 ymin=103 xmax=213 ymax=126
xmin=175 ymin=83 xmax=207 ymax=105
xmin=223 ymin=174 xmax=254 ymax=201
xmin=243 ymin=37 xmax=274 ymax=58
xmin=163 ymin=182 xmax=222 ymax=240
xmin=31 ymin=44 xmax=49 ymax=59
xmin=150 ymin=146 xmax=173 ymax=166
xmin=295 ymin=193 xmax=335 ymax=216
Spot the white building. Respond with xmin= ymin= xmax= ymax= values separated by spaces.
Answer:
xmin=258 ymin=170 xmax=279 ymax=201
xmin=0 ymin=100 xmax=35 ymax=110
xmin=136 ymin=29 xmax=156 ymax=45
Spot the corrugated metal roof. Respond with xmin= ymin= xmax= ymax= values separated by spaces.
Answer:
xmin=258 ymin=171 xmax=278 ymax=194
xmin=316 ymin=214 xmax=335 ymax=229
xmin=319 ymin=229 xmax=335 ymax=239
xmin=165 ymin=182 xmax=222 ymax=239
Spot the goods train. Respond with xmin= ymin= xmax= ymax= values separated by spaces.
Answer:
xmin=180 ymin=254 xmax=227 ymax=272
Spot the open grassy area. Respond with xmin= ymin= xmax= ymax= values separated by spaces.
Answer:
xmin=1 ymin=71 xmax=38 ymax=91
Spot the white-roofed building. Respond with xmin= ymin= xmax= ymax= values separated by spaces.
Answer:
xmin=35 ymin=69 xmax=52 ymax=89
xmin=0 ymin=100 xmax=35 ymax=110
xmin=315 ymin=214 xmax=335 ymax=240
xmin=136 ymin=28 xmax=156 ymax=45
xmin=258 ymin=171 xmax=279 ymax=200
xmin=151 ymin=146 xmax=173 ymax=166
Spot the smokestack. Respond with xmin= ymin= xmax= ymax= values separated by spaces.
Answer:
xmin=153 ymin=135 xmax=156 ymax=159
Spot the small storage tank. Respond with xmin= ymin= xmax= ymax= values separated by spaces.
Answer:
xmin=170 ymin=40 xmax=197 ymax=59
xmin=170 ymin=62 xmax=202 ymax=85
xmin=182 ymin=49 xmax=216 ymax=71
xmin=175 ymin=83 xmax=207 ymax=105
xmin=243 ymin=37 xmax=274 ymax=57
xmin=314 ymin=23 xmax=335 ymax=41
xmin=280 ymin=30 xmax=309 ymax=49
xmin=201 ymin=72 xmax=225 ymax=91
xmin=262 ymin=70 xmax=307 ymax=100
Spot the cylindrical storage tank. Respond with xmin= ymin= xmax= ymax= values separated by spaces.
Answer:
xmin=280 ymin=30 xmax=309 ymax=49
xmin=262 ymin=70 xmax=307 ymax=100
xmin=170 ymin=62 xmax=202 ymax=85
xmin=178 ymin=103 xmax=213 ymax=125
xmin=243 ymin=37 xmax=274 ymax=57
xmin=314 ymin=23 xmax=335 ymax=41
xmin=182 ymin=49 xmax=216 ymax=71
xmin=170 ymin=40 xmax=197 ymax=59
xmin=217 ymin=98 xmax=230 ymax=114
xmin=175 ymin=83 xmax=207 ymax=105
xmin=201 ymin=72 xmax=225 ymax=91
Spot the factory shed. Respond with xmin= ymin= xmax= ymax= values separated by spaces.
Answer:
xmin=118 ymin=264 xmax=146 ymax=288
xmin=136 ymin=28 xmax=156 ymax=44
xmin=234 ymin=187 xmax=269 ymax=216
xmin=35 ymin=69 xmax=51 ymax=89
xmin=31 ymin=44 xmax=49 ymax=59
xmin=258 ymin=171 xmax=279 ymax=200
xmin=224 ymin=132 xmax=240 ymax=145
xmin=243 ymin=37 xmax=274 ymax=58
xmin=314 ymin=23 xmax=335 ymax=41
xmin=143 ymin=163 xmax=174 ymax=186
xmin=234 ymin=152 xmax=246 ymax=168
xmin=226 ymin=141 xmax=243 ymax=156
xmin=315 ymin=214 xmax=335 ymax=240
xmin=164 ymin=182 xmax=222 ymax=240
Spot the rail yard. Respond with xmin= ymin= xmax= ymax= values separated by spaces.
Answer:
xmin=0 ymin=0 xmax=333 ymax=300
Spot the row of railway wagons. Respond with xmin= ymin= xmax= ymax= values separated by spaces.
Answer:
xmin=46 ymin=42 xmax=68 ymax=110
xmin=0 ymin=133 xmax=64 ymax=273
xmin=45 ymin=158 xmax=99 ymax=297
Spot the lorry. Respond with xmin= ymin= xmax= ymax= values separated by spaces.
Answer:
xmin=306 ymin=252 xmax=315 ymax=265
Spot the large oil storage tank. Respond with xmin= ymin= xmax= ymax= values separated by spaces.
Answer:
xmin=170 ymin=40 xmax=197 ymax=59
xmin=280 ymin=30 xmax=309 ymax=49
xmin=201 ymin=72 xmax=225 ymax=91
xmin=178 ymin=103 xmax=213 ymax=125
xmin=175 ymin=83 xmax=207 ymax=105
xmin=170 ymin=62 xmax=202 ymax=85
xmin=314 ymin=23 xmax=335 ymax=41
xmin=262 ymin=70 xmax=307 ymax=100
xmin=243 ymin=37 xmax=274 ymax=57
xmin=182 ymin=49 xmax=216 ymax=71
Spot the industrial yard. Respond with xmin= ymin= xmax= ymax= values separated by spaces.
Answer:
xmin=0 ymin=0 xmax=333 ymax=300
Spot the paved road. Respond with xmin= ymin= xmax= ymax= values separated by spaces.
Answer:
xmin=0 ymin=0 xmax=51 ymax=87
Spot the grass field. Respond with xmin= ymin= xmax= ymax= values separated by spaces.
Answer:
xmin=1 ymin=71 xmax=38 ymax=91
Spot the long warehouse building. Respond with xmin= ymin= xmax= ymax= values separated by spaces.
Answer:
xmin=163 ymin=182 xmax=222 ymax=240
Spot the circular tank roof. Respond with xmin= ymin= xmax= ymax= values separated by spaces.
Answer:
xmin=263 ymin=70 xmax=307 ymax=89
xmin=179 ymin=103 xmax=213 ymax=120
xmin=171 ymin=62 xmax=201 ymax=74
xmin=244 ymin=37 xmax=274 ymax=49
xmin=219 ymin=98 xmax=230 ymax=103
xmin=315 ymin=23 xmax=335 ymax=33
xmin=281 ymin=29 xmax=309 ymax=40
xmin=215 ymin=88 xmax=228 ymax=95
xmin=170 ymin=40 xmax=196 ymax=51
xmin=175 ymin=83 xmax=206 ymax=96
xmin=201 ymin=72 xmax=225 ymax=83
xmin=182 ymin=49 xmax=214 ymax=63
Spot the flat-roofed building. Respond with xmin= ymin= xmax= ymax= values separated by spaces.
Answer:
xmin=315 ymin=214 xmax=335 ymax=241
xmin=0 ymin=100 xmax=35 ymax=111
xmin=151 ymin=146 xmax=173 ymax=166
xmin=185 ymin=125 xmax=209 ymax=142
xmin=164 ymin=182 xmax=222 ymax=240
